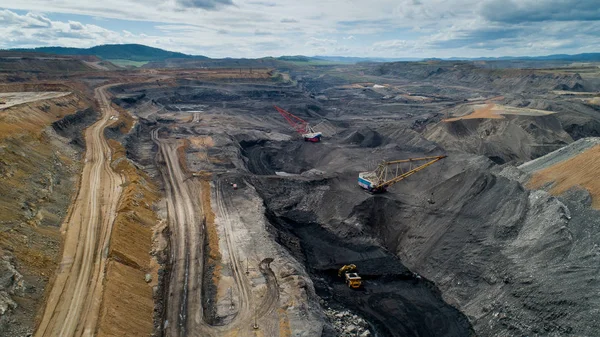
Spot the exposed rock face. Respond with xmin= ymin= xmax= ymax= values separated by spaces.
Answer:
xmin=425 ymin=115 xmax=573 ymax=165
xmin=0 ymin=92 xmax=93 ymax=336
xmin=0 ymin=291 xmax=17 ymax=316
xmin=0 ymin=256 xmax=25 ymax=296
xmin=374 ymin=62 xmax=589 ymax=93
xmin=52 ymin=107 xmax=99 ymax=148
xmin=0 ymin=253 xmax=24 ymax=331
xmin=322 ymin=301 xmax=372 ymax=337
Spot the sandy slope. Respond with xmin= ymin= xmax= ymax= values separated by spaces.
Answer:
xmin=521 ymin=138 xmax=600 ymax=208
xmin=35 ymin=84 xmax=124 ymax=337
xmin=0 ymin=92 xmax=71 ymax=110
xmin=153 ymin=132 xmax=264 ymax=336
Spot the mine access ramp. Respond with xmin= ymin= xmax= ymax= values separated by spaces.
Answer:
xmin=274 ymin=105 xmax=322 ymax=142
xmin=358 ymin=155 xmax=447 ymax=193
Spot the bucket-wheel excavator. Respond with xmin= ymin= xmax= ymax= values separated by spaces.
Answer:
xmin=358 ymin=155 xmax=447 ymax=193
xmin=274 ymin=105 xmax=322 ymax=142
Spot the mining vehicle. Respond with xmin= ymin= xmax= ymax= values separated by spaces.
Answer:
xmin=358 ymin=155 xmax=447 ymax=193
xmin=274 ymin=105 xmax=322 ymax=142
xmin=338 ymin=264 xmax=362 ymax=289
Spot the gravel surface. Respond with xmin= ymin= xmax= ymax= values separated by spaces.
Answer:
xmin=0 ymin=92 xmax=70 ymax=110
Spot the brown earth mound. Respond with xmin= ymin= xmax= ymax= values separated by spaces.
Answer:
xmin=445 ymin=103 xmax=556 ymax=122
xmin=444 ymin=103 xmax=502 ymax=121
xmin=528 ymin=144 xmax=600 ymax=209
xmin=96 ymin=124 xmax=161 ymax=336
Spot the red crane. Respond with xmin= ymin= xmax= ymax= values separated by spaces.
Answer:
xmin=273 ymin=105 xmax=322 ymax=142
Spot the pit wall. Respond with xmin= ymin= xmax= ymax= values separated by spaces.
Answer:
xmin=0 ymin=93 xmax=93 ymax=336
xmin=96 ymin=110 xmax=163 ymax=337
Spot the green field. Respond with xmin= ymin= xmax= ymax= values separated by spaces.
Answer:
xmin=282 ymin=59 xmax=343 ymax=66
xmin=106 ymin=59 xmax=149 ymax=67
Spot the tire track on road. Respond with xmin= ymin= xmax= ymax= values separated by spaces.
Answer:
xmin=214 ymin=179 xmax=253 ymax=326
xmin=35 ymin=84 xmax=124 ymax=337
xmin=152 ymin=130 xmax=204 ymax=337
xmin=155 ymin=131 xmax=281 ymax=336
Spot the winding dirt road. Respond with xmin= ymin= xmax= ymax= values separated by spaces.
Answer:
xmin=153 ymin=129 xmax=279 ymax=336
xmin=152 ymin=129 xmax=206 ymax=336
xmin=35 ymin=84 xmax=124 ymax=337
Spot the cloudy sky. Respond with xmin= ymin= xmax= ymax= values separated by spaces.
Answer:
xmin=1 ymin=0 xmax=599 ymax=58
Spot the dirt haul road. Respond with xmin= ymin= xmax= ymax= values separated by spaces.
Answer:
xmin=153 ymin=130 xmax=279 ymax=337
xmin=153 ymin=130 xmax=206 ymax=336
xmin=35 ymin=84 xmax=124 ymax=337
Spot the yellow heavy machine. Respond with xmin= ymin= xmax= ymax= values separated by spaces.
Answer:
xmin=358 ymin=155 xmax=447 ymax=193
xmin=338 ymin=264 xmax=362 ymax=289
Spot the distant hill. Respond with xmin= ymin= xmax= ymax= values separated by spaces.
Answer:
xmin=277 ymin=55 xmax=314 ymax=62
xmin=314 ymin=53 xmax=600 ymax=64
xmin=445 ymin=53 xmax=600 ymax=62
xmin=313 ymin=56 xmax=423 ymax=63
xmin=143 ymin=57 xmax=294 ymax=69
xmin=7 ymin=43 xmax=600 ymax=67
xmin=10 ymin=44 xmax=208 ymax=62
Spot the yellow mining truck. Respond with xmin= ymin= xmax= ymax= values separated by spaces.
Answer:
xmin=338 ymin=264 xmax=362 ymax=289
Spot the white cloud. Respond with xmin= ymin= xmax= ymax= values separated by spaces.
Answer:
xmin=0 ymin=10 xmax=126 ymax=48
xmin=371 ymin=39 xmax=423 ymax=55
xmin=0 ymin=10 xmax=52 ymax=28
xmin=373 ymin=39 xmax=411 ymax=48
xmin=305 ymin=37 xmax=336 ymax=47
xmin=254 ymin=29 xmax=272 ymax=36
xmin=0 ymin=0 xmax=598 ymax=58
xmin=176 ymin=0 xmax=234 ymax=10
xmin=69 ymin=21 xmax=84 ymax=30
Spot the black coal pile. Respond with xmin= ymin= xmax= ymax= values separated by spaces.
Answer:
xmin=250 ymin=175 xmax=474 ymax=337
xmin=425 ymin=115 xmax=572 ymax=164
xmin=52 ymin=108 xmax=99 ymax=148
xmin=342 ymin=129 xmax=384 ymax=148
xmin=244 ymin=139 xmax=600 ymax=336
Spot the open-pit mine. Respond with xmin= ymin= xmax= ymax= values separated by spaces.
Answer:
xmin=1 ymin=52 xmax=600 ymax=337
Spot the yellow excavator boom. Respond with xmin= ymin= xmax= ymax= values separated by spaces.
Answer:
xmin=338 ymin=264 xmax=357 ymax=277
xmin=358 ymin=155 xmax=447 ymax=193
xmin=378 ymin=155 xmax=447 ymax=189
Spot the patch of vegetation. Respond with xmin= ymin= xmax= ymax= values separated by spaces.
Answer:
xmin=277 ymin=55 xmax=313 ymax=62
xmin=107 ymin=59 xmax=149 ymax=67
xmin=12 ymin=44 xmax=208 ymax=62
xmin=283 ymin=59 xmax=342 ymax=66
xmin=276 ymin=55 xmax=343 ymax=66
